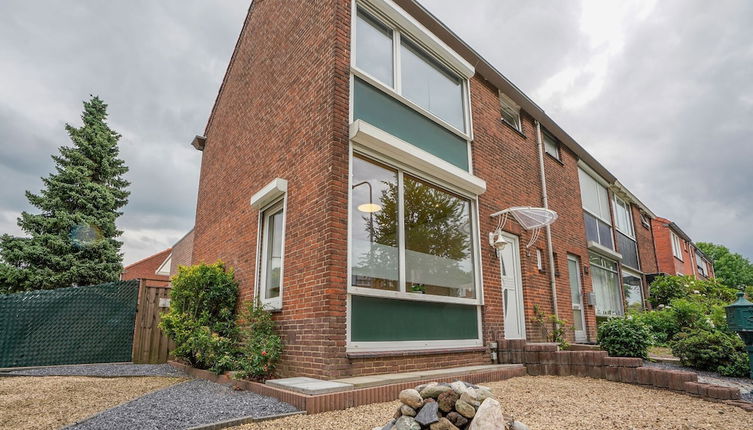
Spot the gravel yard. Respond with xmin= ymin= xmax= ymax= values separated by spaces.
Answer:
xmin=4 ymin=363 xmax=187 ymax=378
xmin=0 ymin=375 xmax=181 ymax=430
xmin=233 ymin=375 xmax=753 ymax=430
xmin=67 ymin=379 xmax=299 ymax=430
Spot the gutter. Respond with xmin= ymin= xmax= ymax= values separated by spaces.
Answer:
xmin=535 ymin=120 xmax=559 ymax=319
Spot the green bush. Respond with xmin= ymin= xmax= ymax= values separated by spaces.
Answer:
xmin=234 ymin=301 xmax=283 ymax=380
xmin=648 ymin=275 xmax=736 ymax=309
xmin=649 ymin=276 xmax=690 ymax=308
xmin=597 ymin=317 xmax=651 ymax=359
xmin=630 ymin=309 xmax=678 ymax=345
xmin=160 ymin=261 xmax=239 ymax=373
xmin=668 ymin=298 xmax=710 ymax=332
xmin=670 ymin=328 xmax=748 ymax=377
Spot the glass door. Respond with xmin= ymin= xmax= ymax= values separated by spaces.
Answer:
xmin=501 ymin=233 xmax=525 ymax=339
xmin=567 ymin=255 xmax=587 ymax=343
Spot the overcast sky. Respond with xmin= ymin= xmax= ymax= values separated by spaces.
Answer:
xmin=1 ymin=0 xmax=752 ymax=266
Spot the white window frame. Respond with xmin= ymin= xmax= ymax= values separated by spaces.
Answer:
xmin=252 ymin=179 xmax=288 ymax=310
xmin=536 ymin=248 xmax=544 ymax=271
xmin=543 ymin=130 xmax=561 ymax=161
xmin=346 ymin=145 xmax=484 ymax=352
xmin=499 ymin=91 xmax=522 ymax=132
xmin=590 ymin=253 xmax=624 ymax=317
xmin=670 ymin=231 xmax=683 ymax=261
xmin=621 ymin=267 xmax=644 ymax=310
xmin=351 ymin=2 xmax=473 ymax=141
xmin=696 ymin=253 xmax=708 ymax=277
xmin=612 ymin=195 xmax=635 ymax=238
xmin=578 ymin=167 xmax=612 ymax=224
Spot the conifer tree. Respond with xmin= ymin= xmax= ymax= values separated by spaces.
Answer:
xmin=0 ymin=96 xmax=130 ymax=293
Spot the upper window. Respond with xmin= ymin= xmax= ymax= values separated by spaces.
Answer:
xmin=354 ymin=7 xmax=467 ymax=133
xmin=640 ymin=212 xmax=651 ymax=229
xmin=259 ymin=199 xmax=285 ymax=308
xmin=543 ymin=131 xmax=560 ymax=161
xmin=499 ymin=92 xmax=521 ymax=132
xmin=613 ymin=196 xmax=635 ymax=238
xmin=578 ymin=168 xmax=611 ymax=222
xmin=696 ymin=253 xmax=708 ymax=277
xmin=350 ymin=155 xmax=477 ymax=301
xmin=671 ymin=231 xmax=683 ymax=260
xmin=355 ymin=11 xmax=394 ymax=87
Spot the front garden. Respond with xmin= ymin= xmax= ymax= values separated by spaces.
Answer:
xmin=597 ymin=275 xmax=752 ymax=378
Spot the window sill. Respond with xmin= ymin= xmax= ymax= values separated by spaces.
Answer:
xmin=499 ymin=118 xmax=527 ymax=139
xmin=346 ymin=346 xmax=487 ymax=359
xmin=587 ymin=241 xmax=623 ymax=261
xmin=349 ymin=287 xmax=481 ymax=306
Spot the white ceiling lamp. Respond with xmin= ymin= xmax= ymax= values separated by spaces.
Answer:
xmin=357 ymin=203 xmax=382 ymax=213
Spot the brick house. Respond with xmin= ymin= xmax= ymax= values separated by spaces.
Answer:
xmin=121 ymin=247 xmax=171 ymax=286
xmin=651 ymin=217 xmax=715 ymax=281
xmin=190 ymin=0 xmax=663 ymax=378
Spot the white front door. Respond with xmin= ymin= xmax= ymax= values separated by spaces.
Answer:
xmin=501 ymin=233 xmax=525 ymax=339
xmin=567 ymin=255 xmax=587 ymax=343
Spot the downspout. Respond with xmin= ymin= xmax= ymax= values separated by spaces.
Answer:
xmin=535 ymin=121 xmax=559 ymax=320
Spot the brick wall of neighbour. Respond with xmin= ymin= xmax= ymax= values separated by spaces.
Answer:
xmin=632 ymin=205 xmax=658 ymax=275
xmin=121 ymin=248 xmax=171 ymax=285
xmin=651 ymin=218 xmax=697 ymax=277
xmin=169 ymin=230 xmax=194 ymax=277
xmin=192 ymin=0 xmax=353 ymax=378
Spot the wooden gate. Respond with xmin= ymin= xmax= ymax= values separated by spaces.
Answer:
xmin=132 ymin=279 xmax=175 ymax=364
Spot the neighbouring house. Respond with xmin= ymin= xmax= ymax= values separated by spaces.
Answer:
xmin=190 ymin=0 xmax=666 ymax=379
xmin=650 ymin=217 xmax=715 ymax=281
xmin=121 ymin=248 xmax=172 ymax=286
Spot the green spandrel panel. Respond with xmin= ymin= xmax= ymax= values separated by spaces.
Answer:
xmin=351 ymin=295 xmax=479 ymax=341
xmin=353 ymin=77 xmax=469 ymax=171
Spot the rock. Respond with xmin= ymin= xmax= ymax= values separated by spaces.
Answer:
xmin=394 ymin=416 xmax=421 ymax=430
xmin=394 ymin=407 xmax=402 ymax=419
xmin=460 ymin=388 xmax=481 ymax=407
xmin=378 ymin=419 xmax=395 ymax=430
xmin=455 ymin=399 xmax=476 ymax=419
xmin=415 ymin=400 xmax=440 ymax=426
xmin=416 ymin=382 xmax=438 ymax=392
xmin=400 ymin=404 xmax=417 ymax=417
xmin=468 ymin=398 xmax=505 ymax=430
xmin=421 ymin=384 xmax=453 ymax=399
xmin=446 ymin=412 xmax=469 ymax=428
xmin=437 ymin=390 xmax=460 ymax=412
xmin=477 ymin=388 xmax=494 ymax=403
xmin=429 ymin=417 xmax=460 ymax=430
xmin=399 ymin=389 xmax=424 ymax=409
xmin=463 ymin=381 xmax=480 ymax=389
xmin=509 ymin=421 xmax=529 ymax=430
xmin=450 ymin=381 xmax=468 ymax=395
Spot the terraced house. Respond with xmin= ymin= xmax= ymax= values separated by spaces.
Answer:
xmin=190 ymin=0 xmax=669 ymax=379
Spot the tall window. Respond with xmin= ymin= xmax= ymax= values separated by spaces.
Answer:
xmin=350 ymin=155 xmax=476 ymax=300
xmin=696 ymin=253 xmax=708 ymax=277
xmin=499 ymin=92 xmax=521 ymax=132
xmin=579 ymin=168 xmax=613 ymax=249
xmin=671 ymin=231 xmax=683 ymax=260
xmin=259 ymin=200 xmax=285 ymax=308
xmin=354 ymin=7 xmax=467 ymax=133
xmin=543 ymin=131 xmax=560 ymax=161
xmin=613 ymin=196 xmax=639 ymax=269
xmin=590 ymin=254 xmax=623 ymax=317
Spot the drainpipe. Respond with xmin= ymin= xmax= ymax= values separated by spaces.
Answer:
xmin=535 ymin=121 xmax=559 ymax=320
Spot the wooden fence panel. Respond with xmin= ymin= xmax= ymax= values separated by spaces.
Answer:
xmin=132 ymin=279 xmax=175 ymax=364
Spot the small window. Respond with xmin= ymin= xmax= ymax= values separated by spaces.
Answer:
xmin=670 ymin=231 xmax=683 ymax=261
xmin=499 ymin=92 xmax=521 ymax=132
xmin=259 ymin=199 xmax=285 ymax=308
xmin=696 ymin=253 xmax=707 ymax=277
xmin=536 ymin=248 xmax=544 ymax=271
xmin=613 ymin=196 xmax=635 ymax=238
xmin=640 ymin=212 xmax=651 ymax=229
xmin=543 ymin=131 xmax=560 ymax=161
xmin=355 ymin=10 xmax=394 ymax=87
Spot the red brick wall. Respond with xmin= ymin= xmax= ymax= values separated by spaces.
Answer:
xmin=169 ymin=230 xmax=194 ymax=277
xmin=633 ymin=206 xmax=658 ymax=275
xmin=192 ymin=0 xmax=352 ymax=378
xmin=471 ymin=77 xmax=597 ymax=344
xmin=651 ymin=218 xmax=696 ymax=277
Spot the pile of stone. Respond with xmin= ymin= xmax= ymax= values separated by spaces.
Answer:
xmin=374 ymin=381 xmax=528 ymax=430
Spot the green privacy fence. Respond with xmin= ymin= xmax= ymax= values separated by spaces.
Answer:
xmin=0 ymin=280 xmax=138 ymax=368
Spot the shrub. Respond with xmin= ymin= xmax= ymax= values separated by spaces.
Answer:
xmin=670 ymin=328 xmax=748 ymax=377
xmin=597 ymin=317 xmax=651 ymax=359
xmin=234 ymin=301 xmax=283 ymax=380
xmin=533 ymin=305 xmax=572 ymax=349
xmin=649 ymin=275 xmax=690 ymax=308
xmin=630 ymin=309 xmax=678 ymax=345
xmin=160 ymin=261 xmax=239 ymax=373
xmin=668 ymin=298 xmax=711 ymax=332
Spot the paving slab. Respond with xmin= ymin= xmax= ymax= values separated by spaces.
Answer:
xmin=333 ymin=364 xmax=523 ymax=388
xmin=265 ymin=376 xmax=353 ymax=395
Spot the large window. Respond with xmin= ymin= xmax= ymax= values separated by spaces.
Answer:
xmin=622 ymin=269 xmax=644 ymax=312
xmin=590 ymin=254 xmax=623 ymax=317
xmin=613 ymin=196 xmax=639 ymax=268
xmin=671 ymin=231 xmax=683 ymax=260
xmin=579 ymin=168 xmax=614 ymax=249
xmin=350 ymin=155 xmax=476 ymax=300
xmin=354 ymin=7 xmax=467 ymax=133
xmin=613 ymin=196 xmax=635 ymax=237
xmin=259 ymin=200 xmax=285 ymax=308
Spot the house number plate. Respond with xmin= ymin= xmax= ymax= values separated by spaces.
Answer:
xmin=159 ymin=298 xmax=171 ymax=308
